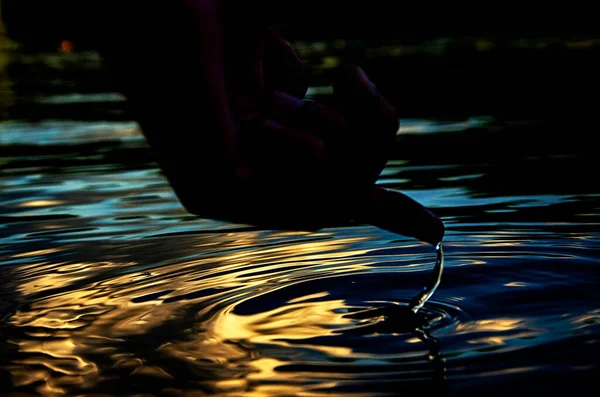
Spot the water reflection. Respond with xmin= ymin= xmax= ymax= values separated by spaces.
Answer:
xmin=2 ymin=219 xmax=597 ymax=395
xmin=1 ymin=45 xmax=599 ymax=396
xmin=2 ymin=231 xmax=444 ymax=395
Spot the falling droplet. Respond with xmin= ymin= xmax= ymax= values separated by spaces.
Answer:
xmin=409 ymin=242 xmax=444 ymax=313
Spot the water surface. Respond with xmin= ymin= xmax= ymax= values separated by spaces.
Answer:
xmin=1 ymin=49 xmax=599 ymax=396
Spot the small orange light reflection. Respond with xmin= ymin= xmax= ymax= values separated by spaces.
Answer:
xmin=13 ymin=248 xmax=63 ymax=258
xmin=130 ymin=366 xmax=173 ymax=379
xmin=17 ymin=200 xmax=64 ymax=208
xmin=17 ymin=200 xmax=65 ymax=208
xmin=59 ymin=40 xmax=73 ymax=53
xmin=504 ymin=282 xmax=528 ymax=287
xmin=288 ymin=291 xmax=330 ymax=304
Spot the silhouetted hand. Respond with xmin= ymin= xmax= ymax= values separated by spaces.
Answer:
xmin=100 ymin=0 xmax=444 ymax=245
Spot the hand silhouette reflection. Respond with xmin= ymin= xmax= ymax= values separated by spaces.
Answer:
xmin=101 ymin=0 xmax=444 ymax=245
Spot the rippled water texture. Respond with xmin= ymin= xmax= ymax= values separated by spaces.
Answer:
xmin=1 ymin=50 xmax=599 ymax=396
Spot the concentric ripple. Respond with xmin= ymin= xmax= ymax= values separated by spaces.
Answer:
xmin=3 ymin=221 xmax=597 ymax=396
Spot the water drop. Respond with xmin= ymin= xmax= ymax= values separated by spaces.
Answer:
xmin=409 ymin=242 xmax=444 ymax=313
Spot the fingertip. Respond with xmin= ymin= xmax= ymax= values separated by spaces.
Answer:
xmin=359 ymin=187 xmax=446 ymax=246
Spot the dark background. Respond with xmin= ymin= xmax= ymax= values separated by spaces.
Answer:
xmin=2 ymin=1 xmax=597 ymax=43
xmin=2 ymin=1 xmax=599 ymax=135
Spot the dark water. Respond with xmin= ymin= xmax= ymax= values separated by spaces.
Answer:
xmin=1 ymin=48 xmax=599 ymax=396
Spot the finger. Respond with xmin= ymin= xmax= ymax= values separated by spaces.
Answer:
xmin=355 ymin=186 xmax=445 ymax=246
xmin=262 ymin=25 xmax=309 ymax=99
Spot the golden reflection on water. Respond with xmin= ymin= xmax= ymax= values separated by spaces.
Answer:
xmin=12 ymin=248 xmax=64 ymax=258
xmin=211 ymin=298 xmax=355 ymax=352
xmin=16 ymin=200 xmax=66 ymax=208
xmin=16 ymin=260 xmax=124 ymax=296
xmin=4 ymin=225 xmax=586 ymax=395
xmin=6 ymin=336 xmax=100 ymax=394
xmin=456 ymin=318 xmax=542 ymax=348
xmin=5 ymin=232 xmax=392 ymax=395
xmin=504 ymin=282 xmax=528 ymax=287
xmin=571 ymin=309 xmax=600 ymax=333
xmin=456 ymin=318 xmax=524 ymax=333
